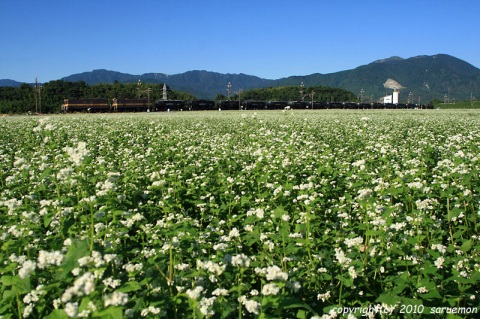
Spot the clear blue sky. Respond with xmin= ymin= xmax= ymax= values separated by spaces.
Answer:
xmin=1 ymin=0 xmax=479 ymax=83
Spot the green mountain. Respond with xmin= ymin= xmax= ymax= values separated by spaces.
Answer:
xmin=62 ymin=69 xmax=274 ymax=99
xmin=2 ymin=54 xmax=479 ymax=101
xmin=276 ymin=54 xmax=480 ymax=103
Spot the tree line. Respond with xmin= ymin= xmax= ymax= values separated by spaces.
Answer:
xmin=0 ymin=81 xmax=196 ymax=114
xmin=0 ymin=80 xmax=358 ymax=114
xmin=215 ymin=85 xmax=357 ymax=103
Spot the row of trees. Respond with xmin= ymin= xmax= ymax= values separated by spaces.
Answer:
xmin=215 ymin=85 xmax=357 ymax=103
xmin=0 ymin=81 xmax=196 ymax=114
xmin=0 ymin=80 xmax=358 ymax=114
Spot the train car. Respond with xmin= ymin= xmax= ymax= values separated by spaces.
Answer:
xmin=62 ymin=99 xmax=110 ymax=113
xmin=217 ymin=100 xmax=240 ymax=110
xmin=343 ymin=102 xmax=359 ymax=109
xmin=243 ymin=100 xmax=267 ymax=110
xmin=266 ymin=101 xmax=289 ymax=110
xmin=188 ymin=100 xmax=216 ymax=111
xmin=308 ymin=101 xmax=328 ymax=109
xmin=288 ymin=101 xmax=309 ymax=109
xmin=156 ymin=100 xmax=186 ymax=111
xmin=113 ymin=99 xmax=150 ymax=112
xmin=328 ymin=102 xmax=343 ymax=109
xmin=358 ymin=103 xmax=373 ymax=109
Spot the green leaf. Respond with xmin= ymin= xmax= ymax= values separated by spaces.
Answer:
xmin=56 ymin=239 xmax=90 ymax=280
xmin=460 ymin=239 xmax=472 ymax=252
xmin=117 ymin=281 xmax=141 ymax=293
xmin=44 ymin=309 xmax=69 ymax=319
xmin=93 ymin=306 xmax=124 ymax=319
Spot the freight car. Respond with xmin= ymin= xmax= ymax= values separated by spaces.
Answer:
xmin=217 ymin=100 xmax=240 ymax=110
xmin=244 ymin=100 xmax=267 ymax=110
xmin=156 ymin=100 xmax=186 ymax=111
xmin=113 ymin=98 xmax=151 ymax=112
xmin=188 ymin=100 xmax=216 ymax=111
xmin=62 ymin=99 xmax=110 ymax=113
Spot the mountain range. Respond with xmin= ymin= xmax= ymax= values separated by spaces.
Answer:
xmin=1 ymin=54 xmax=479 ymax=101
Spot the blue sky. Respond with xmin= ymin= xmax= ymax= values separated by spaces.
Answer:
xmin=1 ymin=0 xmax=479 ymax=83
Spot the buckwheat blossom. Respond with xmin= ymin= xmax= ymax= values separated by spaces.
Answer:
xmin=334 ymin=247 xmax=351 ymax=266
xmin=64 ymin=141 xmax=89 ymax=166
xmin=262 ymin=283 xmax=280 ymax=296
xmin=348 ymin=266 xmax=357 ymax=279
xmin=431 ymin=244 xmax=447 ymax=254
xmin=140 ymin=306 xmax=162 ymax=317
xmin=434 ymin=257 xmax=445 ymax=269
xmin=357 ymin=188 xmax=372 ymax=199
xmin=265 ymin=265 xmax=288 ymax=281
xmin=317 ymin=291 xmax=331 ymax=302
xmin=61 ymin=272 xmax=96 ymax=303
xmin=344 ymin=236 xmax=363 ymax=248
xmin=186 ymin=286 xmax=204 ymax=300
xmin=103 ymin=277 xmax=122 ymax=289
xmin=198 ymin=296 xmax=216 ymax=316
xmin=238 ymin=296 xmax=261 ymax=315
xmin=37 ymin=250 xmax=64 ymax=269
xmin=104 ymin=291 xmax=129 ymax=307
xmin=64 ymin=302 xmax=79 ymax=318
xmin=23 ymin=285 xmax=46 ymax=304
xmin=197 ymin=260 xmax=226 ymax=276
xmin=19 ymin=260 xmax=36 ymax=279
xmin=231 ymin=253 xmax=251 ymax=268
xmin=23 ymin=303 xmax=34 ymax=318
xmin=417 ymin=287 xmax=428 ymax=294
xmin=212 ymin=288 xmax=229 ymax=296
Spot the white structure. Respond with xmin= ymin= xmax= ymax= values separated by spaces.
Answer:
xmin=383 ymin=78 xmax=403 ymax=104
xmin=162 ymin=84 xmax=167 ymax=101
xmin=393 ymin=89 xmax=399 ymax=104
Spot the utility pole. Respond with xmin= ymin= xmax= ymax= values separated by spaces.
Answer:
xmin=311 ymin=91 xmax=315 ymax=109
xmin=227 ymin=82 xmax=232 ymax=100
xmin=137 ymin=80 xmax=152 ymax=111
xmin=300 ymin=82 xmax=305 ymax=101
xmin=238 ymin=89 xmax=243 ymax=110
xmin=35 ymin=77 xmax=42 ymax=114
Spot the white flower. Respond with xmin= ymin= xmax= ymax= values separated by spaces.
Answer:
xmin=37 ymin=250 xmax=64 ymax=269
xmin=61 ymin=272 xmax=96 ymax=303
xmin=241 ymin=298 xmax=260 ymax=315
xmin=265 ymin=265 xmax=288 ymax=281
xmin=417 ymin=286 xmax=428 ymax=294
xmin=212 ymin=288 xmax=229 ymax=296
xmin=198 ymin=296 xmax=216 ymax=316
xmin=261 ymin=283 xmax=280 ymax=295
xmin=64 ymin=141 xmax=89 ymax=166
xmin=64 ymin=302 xmax=78 ymax=318
xmin=104 ymin=291 xmax=129 ymax=307
xmin=19 ymin=260 xmax=36 ymax=279
xmin=231 ymin=253 xmax=250 ymax=268
xmin=434 ymin=257 xmax=445 ymax=269
xmin=344 ymin=236 xmax=363 ymax=248
xmin=186 ymin=286 xmax=204 ymax=300
xmin=348 ymin=266 xmax=357 ymax=279
xmin=317 ymin=291 xmax=331 ymax=302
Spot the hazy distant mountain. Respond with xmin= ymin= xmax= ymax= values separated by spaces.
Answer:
xmin=61 ymin=69 xmax=274 ymax=99
xmin=2 ymin=54 xmax=479 ymax=101
xmin=0 ymin=79 xmax=23 ymax=87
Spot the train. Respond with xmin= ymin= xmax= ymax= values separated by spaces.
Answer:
xmin=61 ymin=98 xmax=433 ymax=113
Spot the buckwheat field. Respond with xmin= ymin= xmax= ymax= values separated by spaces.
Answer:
xmin=1 ymin=110 xmax=479 ymax=318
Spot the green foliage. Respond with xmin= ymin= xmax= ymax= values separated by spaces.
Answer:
xmin=0 ymin=110 xmax=479 ymax=318
xmin=235 ymin=85 xmax=357 ymax=102
xmin=0 ymin=81 xmax=196 ymax=114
